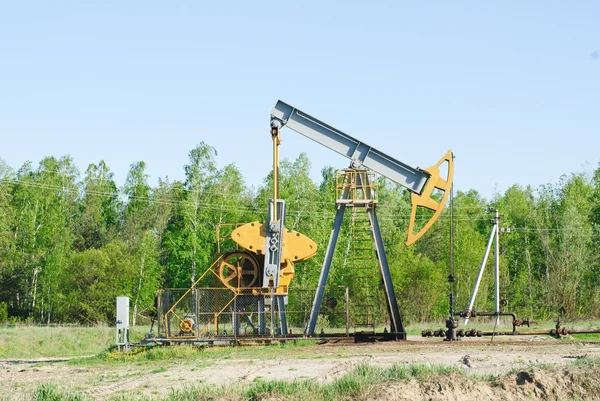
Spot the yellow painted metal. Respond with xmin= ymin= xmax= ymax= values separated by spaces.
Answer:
xmin=216 ymin=222 xmax=244 ymax=253
xmin=231 ymin=222 xmax=317 ymax=262
xmin=406 ymin=150 xmax=455 ymax=246
xmin=217 ymin=251 xmax=259 ymax=292
xmin=231 ymin=222 xmax=265 ymax=254
xmin=335 ymin=169 xmax=379 ymax=205
xmin=229 ymin=221 xmax=316 ymax=295
xmin=179 ymin=318 xmax=194 ymax=333
xmin=274 ymin=260 xmax=295 ymax=294
xmin=162 ymin=256 xmax=223 ymax=338
xmin=271 ymin=125 xmax=281 ymax=219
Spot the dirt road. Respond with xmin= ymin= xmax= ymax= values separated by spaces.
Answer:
xmin=2 ymin=336 xmax=600 ymax=400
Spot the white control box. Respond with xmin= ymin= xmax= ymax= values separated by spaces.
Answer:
xmin=116 ymin=296 xmax=130 ymax=329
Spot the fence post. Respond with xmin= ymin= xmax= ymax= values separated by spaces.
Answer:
xmin=345 ymin=286 xmax=350 ymax=337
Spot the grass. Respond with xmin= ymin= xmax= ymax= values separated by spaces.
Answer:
xmin=65 ymin=338 xmax=318 ymax=368
xmin=570 ymin=355 xmax=600 ymax=368
xmin=568 ymin=333 xmax=600 ymax=341
xmin=0 ymin=323 xmax=320 ymax=361
xmin=33 ymin=384 xmax=86 ymax=401
xmin=29 ymin=362 xmax=466 ymax=401
xmin=3 ymin=319 xmax=598 ymax=362
xmin=0 ymin=325 xmax=152 ymax=358
xmin=3 ymin=319 xmax=598 ymax=360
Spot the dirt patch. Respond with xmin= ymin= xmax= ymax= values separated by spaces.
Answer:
xmin=1 ymin=338 xmax=600 ymax=400
xmin=368 ymin=366 xmax=600 ymax=401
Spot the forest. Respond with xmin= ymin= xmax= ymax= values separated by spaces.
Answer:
xmin=0 ymin=142 xmax=599 ymax=325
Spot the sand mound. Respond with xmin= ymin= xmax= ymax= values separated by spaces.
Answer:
xmin=366 ymin=365 xmax=600 ymax=401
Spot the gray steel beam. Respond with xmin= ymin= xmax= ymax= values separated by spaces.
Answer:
xmin=367 ymin=207 xmax=405 ymax=338
xmin=233 ymin=297 xmax=240 ymax=337
xmin=271 ymin=100 xmax=430 ymax=194
xmin=305 ymin=203 xmax=347 ymax=336
xmin=258 ymin=297 xmax=265 ymax=335
xmin=264 ymin=200 xmax=286 ymax=288
xmin=277 ymin=296 xmax=288 ymax=335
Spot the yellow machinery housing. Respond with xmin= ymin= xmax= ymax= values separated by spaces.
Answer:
xmin=227 ymin=222 xmax=317 ymax=295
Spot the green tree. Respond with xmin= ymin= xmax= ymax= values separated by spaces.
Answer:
xmin=122 ymin=161 xmax=152 ymax=251
xmin=131 ymin=231 xmax=162 ymax=325
xmin=494 ymin=185 xmax=544 ymax=318
xmin=447 ymin=190 xmax=488 ymax=315
xmin=163 ymin=143 xmax=220 ymax=287
xmin=0 ymin=159 xmax=16 ymax=316
xmin=535 ymin=174 xmax=595 ymax=317
xmin=74 ymin=161 xmax=120 ymax=250
xmin=63 ymin=240 xmax=136 ymax=323
xmin=10 ymin=156 xmax=78 ymax=321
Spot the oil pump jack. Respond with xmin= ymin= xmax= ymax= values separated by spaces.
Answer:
xmin=269 ymin=101 xmax=454 ymax=339
xmin=159 ymin=100 xmax=453 ymax=341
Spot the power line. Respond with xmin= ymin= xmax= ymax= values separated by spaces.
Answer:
xmin=0 ymin=177 xmax=489 ymax=217
xmin=1 ymin=178 xmax=598 ymax=234
xmin=0 ymin=176 xmax=492 ymax=210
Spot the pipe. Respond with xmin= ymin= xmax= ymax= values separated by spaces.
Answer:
xmin=566 ymin=329 xmax=600 ymax=334
xmin=458 ymin=310 xmax=519 ymax=334
xmin=469 ymin=311 xmax=517 ymax=321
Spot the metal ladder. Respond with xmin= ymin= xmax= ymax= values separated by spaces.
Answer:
xmin=348 ymin=203 xmax=378 ymax=333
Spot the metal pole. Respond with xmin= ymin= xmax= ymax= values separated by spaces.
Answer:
xmin=368 ymin=207 xmax=405 ymax=338
xmin=277 ymin=296 xmax=288 ymax=336
xmin=233 ymin=296 xmax=239 ymax=337
xmin=464 ymin=216 xmax=497 ymax=325
xmin=494 ymin=209 xmax=500 ymax=326
xmin=345 ymin=286 xmax=350 ymax=337
xmin=195 ymin=289 xmax=199 ymax=339
xmin=449 ymin=184 xmax=455 ymax=317
xmin=258 ymin=297 xmax=265 ymax=335
xmin=305 ymin=204 xmax=346 ymax=335
xmin=271 ymin=123 xmax=280 ymax=215
xmin=270 ymin=287 xmax=275 ymax=339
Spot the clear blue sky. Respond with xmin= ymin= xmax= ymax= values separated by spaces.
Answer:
xmin=1 ymin=1 xmax=598 ymax=199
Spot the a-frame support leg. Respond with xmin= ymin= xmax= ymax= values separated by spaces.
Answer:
xmin=367 ymin=207 xmax=406 ymax=339
xmin=305 ymin=204 xmax=346 ymax=336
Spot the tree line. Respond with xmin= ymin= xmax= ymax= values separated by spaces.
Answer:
xmin=0 ymin=143 xmax=599 ymax=325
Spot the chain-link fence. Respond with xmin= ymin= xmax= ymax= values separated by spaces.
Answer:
xmin=157 ymin=283 xmax=392 ymax=339
xmin=159 ymin=288 xmax=284 ymax=338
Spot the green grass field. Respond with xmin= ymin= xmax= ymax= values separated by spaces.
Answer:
xmin=0 ymin=325 xmax=151 ymax=358
xmin=1 ymin=318 xmax=599 ymax=359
